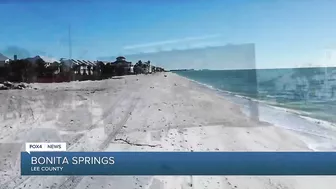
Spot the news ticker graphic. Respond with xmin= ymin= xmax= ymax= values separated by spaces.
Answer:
xmin=21 ymin=151 xmax=336 ymax=175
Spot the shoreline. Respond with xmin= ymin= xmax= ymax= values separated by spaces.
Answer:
xmin=175 ymin=71 xmax=336 ymax=122
xmin=175 ymin=73 xmax=336 ymax=151
xmin=177 ymin=73 xmax=331 ymax=121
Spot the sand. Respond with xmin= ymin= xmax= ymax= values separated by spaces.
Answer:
xmin=0 ymin=72 xmax=335 ymax=189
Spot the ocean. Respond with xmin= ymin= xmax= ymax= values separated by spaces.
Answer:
xmin=174 ymin=67 xmax=336 ymax=123
xmin=174 ymin=68 xmax=336 ymax=150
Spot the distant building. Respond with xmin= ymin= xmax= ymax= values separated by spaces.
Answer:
xmin=112 ymin=56 xmax=133 ymax=74
xmin=143 ymin=61 xmax=151 ymax=74
xmin=60 ymin=58 xmax=97 ymax=75
xmin=116 ymin=56 xmax=126 ymax=62
xmin=60 ymin=59 xmax=77 ymax=72
xmin=119 ymin=43 xmax=256 ymax=70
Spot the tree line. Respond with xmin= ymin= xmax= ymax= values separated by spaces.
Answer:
xmin=0 ymin=57 xmax=165 ymax=83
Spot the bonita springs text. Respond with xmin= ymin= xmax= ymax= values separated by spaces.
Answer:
xmin=30 ymin=156 xmax=115 ymax=172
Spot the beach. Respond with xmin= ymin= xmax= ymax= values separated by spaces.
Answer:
xmin=1 ymin=72 xmax=336 ymax=189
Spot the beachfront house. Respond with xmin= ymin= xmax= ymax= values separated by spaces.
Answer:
xmin=133 ymin=60 xmax=153 ymax=74
xmin=74 ymin=60 xmax=97 ymax=75
xmin=112 ymin=56 xmax=133 ymax=75
xmin=82 ymin=60 xmax=96 ymax=75
xmin=60 ymin=58 xmax=74 ymax=73
xmin=25 ymin=55 xmax=61 ymax=75
xmin=60 ymin=58 xmax=99 ymax=77
xmin=141 ymin=61 xmax=152 ymax=74
xmin=75 ymin=60 xmax=87 ymax=75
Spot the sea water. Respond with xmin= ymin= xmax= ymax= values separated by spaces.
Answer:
xmin=174 ymin=68 xmax=336 ymax=151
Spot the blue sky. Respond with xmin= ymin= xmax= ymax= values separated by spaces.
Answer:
xmin=0 ymin=0 xmax=336 ymax=69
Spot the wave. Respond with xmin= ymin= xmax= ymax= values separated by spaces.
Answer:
xmin=299 ymin=115 xmax=336 ymax=130
xmin=176 ymin=72 xmax=336 ymax=151
xmin=184 ymin=75 xmax=309 ymax=114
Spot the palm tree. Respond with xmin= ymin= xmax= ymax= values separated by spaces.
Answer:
xmin=134 ymin=60 xmax=143 ymax=74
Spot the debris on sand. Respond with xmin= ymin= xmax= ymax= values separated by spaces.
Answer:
xmin=0 ymin=81 xmax=31 ymax=90
xmin=114 ymin=138 xmax=161 ymax=148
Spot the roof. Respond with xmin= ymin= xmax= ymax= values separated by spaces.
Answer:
xmin=86 ymin=60 xmax=95 ymax=66
xmin=71 ymin=59 xmax=79 ymax=65
xmin=40 ymin=56 xmax=60 ymax=63
xmin=75 ymin=60 xmax=84 ymax=64
xmin=82 ymin=60 xmax=91 ymax=65
xmin=25 ymin=56 xmax=41 ymax=64
xmin=60 ymin=59 xmax=78 ymax=67
xmin=0 ymin=53 xmax=9 ymax=61
xmin=97 ymin=61 xmax=110 ymax=65
xmin=113 ymin=58 xmax=132 ymax=64
xmin=76 ymin=60 xmax=97 ymax=66
xmin=25 ymin=55 xmax=59 ymax=64
xmin=60 ymin=59 xmax=99 ymax=67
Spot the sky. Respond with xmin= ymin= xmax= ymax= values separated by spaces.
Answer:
xmin=0 ymin=0 xmax=336 ymax=69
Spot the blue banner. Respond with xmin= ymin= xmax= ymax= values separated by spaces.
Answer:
xmin=21 ymin=152 xmax=336 ymax=175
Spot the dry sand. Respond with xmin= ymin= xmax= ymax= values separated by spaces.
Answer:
xmin=0 ymin=72 xmax=335 ymax=189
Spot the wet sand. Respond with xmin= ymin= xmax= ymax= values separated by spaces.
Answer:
xmin=0 ymin=72 xmax=335 ymax=189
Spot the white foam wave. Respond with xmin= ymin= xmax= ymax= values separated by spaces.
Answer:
xmin=299 ymin=115 xmax=336 ymax=130
xmin=179 ymin=74 xmax=336 ymax=151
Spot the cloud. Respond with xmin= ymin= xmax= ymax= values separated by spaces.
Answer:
xmin=123 ymin=34 xmax=222 ymax=50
